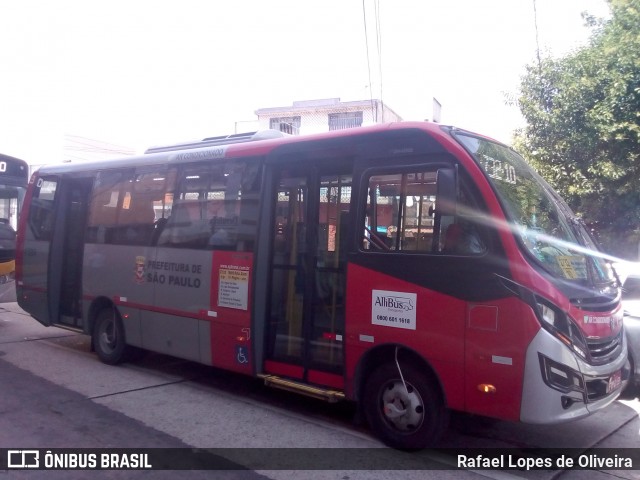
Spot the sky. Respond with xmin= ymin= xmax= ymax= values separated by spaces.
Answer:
xmin=0 ymin=0 xmax=611 ymax=165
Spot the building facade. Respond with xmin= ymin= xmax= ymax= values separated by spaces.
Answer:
xmin=255 ymin=98 xmax=402 ymax=135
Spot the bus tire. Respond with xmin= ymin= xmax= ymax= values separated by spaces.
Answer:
xmin=92 ymin=308 xmax=128 ymax=365
xmin=363 ymin=362 xmax=447 ymax=450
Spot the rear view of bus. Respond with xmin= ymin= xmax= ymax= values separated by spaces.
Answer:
xmin=14 ymin=123 xmax=628 ymax=450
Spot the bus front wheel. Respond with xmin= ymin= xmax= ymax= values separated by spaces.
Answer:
xmin=363 ymin=362 xmax=447 ymax=450
xmin=93 ymin=308 xmax=128 ymax=365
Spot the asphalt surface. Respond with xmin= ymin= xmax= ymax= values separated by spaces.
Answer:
xmin=0 ymin=357 xmax=272 ymax=480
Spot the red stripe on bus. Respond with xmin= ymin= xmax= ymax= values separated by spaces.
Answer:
xmin=112 ymin=297 xmax=202 ymax=320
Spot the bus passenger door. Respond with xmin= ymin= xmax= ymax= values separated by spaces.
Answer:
xmin=54 ymin=178 xmax=92 ymax=327
xmin=265 ymin=162 xmax=352 ymax=389
xmin=18 ymin=176 xmax=59 ymax=325
xmin=18 ymin=176 xmax=92 ymax=327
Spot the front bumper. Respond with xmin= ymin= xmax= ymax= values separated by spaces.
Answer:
xmin=520 ymin=328 xmax=629 ymax=424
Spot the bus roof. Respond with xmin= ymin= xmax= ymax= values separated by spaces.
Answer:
xmin=0 ymin=153 xmax=29 ymax=183
xmin=144 ymin=129 xmax=290 ymax=154
xmin=33 ymin=121 xmax=498 ymax=176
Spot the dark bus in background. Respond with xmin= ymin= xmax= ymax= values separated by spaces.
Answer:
xmin=0 ymin=154 xmax=28 ymax=284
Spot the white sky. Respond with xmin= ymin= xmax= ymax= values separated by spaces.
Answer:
xmin=0 ymin=0 xmax=611 ymax=164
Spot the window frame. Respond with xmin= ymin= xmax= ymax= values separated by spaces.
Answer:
xmin=269 ymin=116 xmax=301 ymax=135
xmin=358 ymin=162 xmax=489 ymax=256
xmin=328 ymin=111 xmax=363 ymax=131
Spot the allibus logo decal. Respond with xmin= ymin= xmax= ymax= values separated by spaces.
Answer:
xmin=371 ymin=289 xmax=417 ymax=330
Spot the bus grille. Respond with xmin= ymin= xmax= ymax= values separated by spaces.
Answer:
xmin=586 ymin=330 xmax=623 ymax=365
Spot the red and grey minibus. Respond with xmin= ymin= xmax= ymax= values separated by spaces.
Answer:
xmin=15 ymin=122 xmax=629 ymax=449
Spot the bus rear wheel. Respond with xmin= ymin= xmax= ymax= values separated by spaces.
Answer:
xmin=363 ymin=362 xmax=447 ymax=450
xmin=93 ymin=308 xmax=128 ymax=365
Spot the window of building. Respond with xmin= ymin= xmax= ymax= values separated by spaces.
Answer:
xmin=270 ymin=117 xmax=301 ymax=135
xmin=328 ymin=111 xmax=363 ymax=131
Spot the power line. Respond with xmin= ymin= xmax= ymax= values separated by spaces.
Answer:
xmin=533 ymin=0 xmax=542 ymax=75
xmin=362 ymin=0 xmax=376 ymax=121
xmin=374 ymin=0 xmax=384 ymax=121
xmin=65 ymin=135 xmax=133 ymax=153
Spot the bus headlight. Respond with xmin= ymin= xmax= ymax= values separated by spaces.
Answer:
xmin=535 ymin=297 xmax=589 ymax=362
xmin=539 ymin=302 xmax=557 ymax=327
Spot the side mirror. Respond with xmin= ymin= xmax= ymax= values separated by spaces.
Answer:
xmin=436 ymin=168 xmax=457 ymax=217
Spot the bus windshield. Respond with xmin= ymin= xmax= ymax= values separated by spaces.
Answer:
xmin=0 ymin=154 xmax=28 ymax=231
xmin=0 ymin=185 xmax=26 ymax=231
xmin=453 ymin=132 xmax=615 ymax=288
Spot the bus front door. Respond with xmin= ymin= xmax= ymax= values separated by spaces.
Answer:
xmin=265 ymin=163 xmax=352 ymax=389
xmin=54 ymin=178 xmax=92 ymax=328
xmin=18 ymin=176 xmax=91 ymax=328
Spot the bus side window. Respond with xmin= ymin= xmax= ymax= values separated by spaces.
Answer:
xmin=440 ymin=186 xmax=486 ymax=255
xmin=115 ymin=194 xmax=152 ymax=243
xmin=158 ymin=160 xmax=261 ymax=252
xmin=28 ymin=179 xmax=58 ymax=241
xmin=86 ymin=172 xmax=124 ymax=244
xmin=158 ymin=200 xmax=208 ymax=248
xmin=86 ymin=170 xmax=167 ymax=246
xmin=114 ymin=172 xmax=163 ymax=246
xmin=362 ymin=168 xmax=486 ymax=255
xmin=363 ymin=171 xmax=437 ymax=253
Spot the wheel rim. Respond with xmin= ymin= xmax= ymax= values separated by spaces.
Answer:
xmin=380 ymin=379 xmax=425 ymax=433
xmin=98 ymin=314 xmax=118 ymax=354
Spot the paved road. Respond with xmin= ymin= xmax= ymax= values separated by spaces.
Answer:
xmin=0 ymin=302 xmax=638 ymax=479
xmin=0 ymin=359 xmax=274 ymax=480
xmin=0 ymin=280 xmax=16 ymax=303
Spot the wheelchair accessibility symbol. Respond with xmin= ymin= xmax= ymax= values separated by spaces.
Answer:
xmin=236 ymin=346 xmax=249 ymax=364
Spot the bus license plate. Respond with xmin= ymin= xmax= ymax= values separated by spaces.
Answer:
xmin=607 ymin=370 xmax=622 ymax=393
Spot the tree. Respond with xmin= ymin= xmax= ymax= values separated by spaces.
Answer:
xmin=514 ymin=0 xmax=640 ymax=259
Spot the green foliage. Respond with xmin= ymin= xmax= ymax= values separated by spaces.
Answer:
xmin=514 ymin=0 xmax=640 ymax=258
